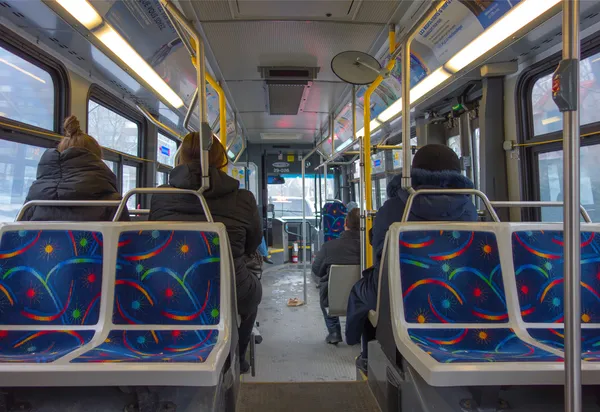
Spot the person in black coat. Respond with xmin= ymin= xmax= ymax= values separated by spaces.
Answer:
xmin=149 ymin=133 xmax=262 ymax=373
xmin=312 ymin=208 xmax=361 ymax=344
xmin=346 ymin=144 xmax=478 ymax=373
xmin=22 ymin=115 xmax=127 ymax=222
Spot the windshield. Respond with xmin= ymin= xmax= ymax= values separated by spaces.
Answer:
xmin=271 ymin=198 xmax=314 ymax=218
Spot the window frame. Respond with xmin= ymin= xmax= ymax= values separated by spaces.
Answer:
xmin=517 ymin=33 xmax=600 ymax=221
xmin=0 ymin=26 xmax=69 ymax=136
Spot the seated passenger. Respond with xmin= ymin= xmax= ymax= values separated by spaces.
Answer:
xmin=345 ymin=144 xmax=478 ymax=373
xmin=149 ymin=133 xmax=262 ymax=374
xmin=22 ymin=115 xmax=127 ymax=221
xmin=312 ymin=208 xmax=361 ymax=344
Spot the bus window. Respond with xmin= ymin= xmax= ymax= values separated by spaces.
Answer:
xmin=378 ymin=177 xmax=387 ymax=207
xmin=372 ymin=183 xmax=378 ymax=209
xmin=473 ymin=128 xmax=481 ymax=190
xmin=353 ymin=182 xmax=359 ymax=202
xmin=103 ymin=160 xmax=117 ymax=174
xmin=88 ymin=100 xmax=140 ymax=156
xmin=157 ymin=132 xmax=177 ymax=167
xmin=0 ymin=140 xmax=44 ymax=221
xmin=156 ymin=171 xmax=167 ymax=186
xmin=532 ymin=51 xmax=600 ymax=136
xmin=447 ymin=135 xmax=461 ymax=158
xmin=538 ymin=145 xmax=600 ymax=222
xmin=122 ymin=164 xmax=138 ymax=210
xmin=0 ymin=45 xmax=55 ymax=130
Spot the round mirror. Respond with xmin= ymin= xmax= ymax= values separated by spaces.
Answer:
xmin=331 ymin=51 xmax=383 ymax=85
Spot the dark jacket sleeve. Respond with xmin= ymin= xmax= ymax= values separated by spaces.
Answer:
xmin=240 ymin=190 xmax=262 ymax=255
xmin=312 ymin=245 xmax=328 ymax=278
xmin=372 ymin=197 xmax=406 ymax=267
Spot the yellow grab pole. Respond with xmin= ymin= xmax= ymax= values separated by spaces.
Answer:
xmin=189 ymin=37 xmax=227 ymax=149
xmin=363 ymin=25 xmax=396 ymax=267
xmin=205 ymin=72 xmax=227 ymax=150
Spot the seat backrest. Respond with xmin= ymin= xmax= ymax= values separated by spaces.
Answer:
xmin=328 ymin=264 xmax=361 ymax=316
xmin=391 ymin=224 xmax=509 ymax=325
xmin=0 ymin=225 xmax=105 ymax=326
xmin=322 ymin=201 xmax=347 ymax=243
xmin=112 ymin=228 xmax=223 ymax=326
xmin=510 ymin=224 xmax=600 ymax=325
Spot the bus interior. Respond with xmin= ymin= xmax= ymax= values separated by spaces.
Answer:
xmin=0 ymin=0 xmax=599 ymax=411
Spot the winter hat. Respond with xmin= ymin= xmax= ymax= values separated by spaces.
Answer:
xmin=412 ymin=144 xmax=461 ymax=173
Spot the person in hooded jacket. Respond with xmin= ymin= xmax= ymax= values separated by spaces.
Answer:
xmin=149 ymin=132 xmax=262 ymax=374
xmin=345 ymin=144 xmax=478 ymax=373
xmin=312 ymin=207 xmax=361 ymax=344
xmin=22 ymin=115 xmax=128 ymax=222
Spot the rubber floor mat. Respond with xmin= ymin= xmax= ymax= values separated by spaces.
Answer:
xmin=237 ymin=381 xmax=381 ymax=412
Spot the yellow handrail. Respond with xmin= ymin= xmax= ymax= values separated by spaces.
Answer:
xmin=362 ymin=27 xmax=396 ymax=267
xmin=190 ymin=38 xmax=227 ymax=149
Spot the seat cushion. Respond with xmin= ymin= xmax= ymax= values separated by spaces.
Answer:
xmin=512 ymin=230 xmax=600 ymax=323
xmin=400 ymin=230 xmax=508 ymax=324
xmin=113 ymin=230 xmax=221 ymax=325
xmin=0 ymin=230 xmax=104 ymax=325
xmin=528 ymin=328 xmax=600 ymax=361
xmin=72 ymin=329 xmax=218 ymax=363
xmin=408 ymin=328 xmax=560 ymax=363
xmin=0 ymin=330 xmax=94 ymax=363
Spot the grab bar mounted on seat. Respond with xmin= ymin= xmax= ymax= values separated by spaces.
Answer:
xmin=113 ymin=188 xmax=213 ymax=222
xmin=489 ymin=201 xmax=592 ymax=223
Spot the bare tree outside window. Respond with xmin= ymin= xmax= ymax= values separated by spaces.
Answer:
xmin=87 ymin=101 xmax=139 ymax=156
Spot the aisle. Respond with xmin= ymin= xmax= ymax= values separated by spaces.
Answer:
xmin=243 ymin=264 xmax=360 ymax=382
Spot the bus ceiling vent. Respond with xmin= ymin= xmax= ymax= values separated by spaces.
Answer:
xmin=258 ymin=66 xmax=320 ymax=115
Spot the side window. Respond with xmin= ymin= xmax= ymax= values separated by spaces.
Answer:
xmin=531 ymin=51 xmax=600 ymax=136
xmin=0 ymin=140 xmax=44 ymax=221
xmin=0 ymin=45 xmax=55 ymax=130
xmin=157 ymin=133 xmax=177 ymax=167
xmin=88 ymin=100 xmax=140 ymax=156
xmin=447 ymin=135 xmax=461 ymax=157
xmin=122 ymin=165 xmax=138 ymax=210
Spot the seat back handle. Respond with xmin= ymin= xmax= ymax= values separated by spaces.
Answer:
xmin=113 ymin=188 xmax=213 ymax=222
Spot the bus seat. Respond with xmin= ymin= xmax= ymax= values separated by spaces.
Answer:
xmin=327 ymin=265 xmax=360 ymax=316
xmin=0 ymin=222 xmax=235 ymax=388
xmin=0 ymin=225 xmax=101 ymax=363
xmin=322 ymin=201 xmax=347 ymax=243
xmin=510 ymin=225 xmax=600 ymax=363
xmin=385 ymin=222 xmax=568 ymax=387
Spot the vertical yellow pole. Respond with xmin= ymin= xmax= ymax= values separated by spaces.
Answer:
xmin=362 ymin=26 xmax=396 ymax=267
xmin=205 ymin=72 xmax=226 ymax=149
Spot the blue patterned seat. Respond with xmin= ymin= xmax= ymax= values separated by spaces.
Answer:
xmin=322 ymin=201 xmax=347 ymax=242
xmin=386 ymin=223 xmax=567 ymax=387
xmin=511 ymin=229 xmax=600 ymax=360
xmin=74 ymin=229 xmax=221 ymax=363
xmin=0 ymin=230 xmax=102 ymax=363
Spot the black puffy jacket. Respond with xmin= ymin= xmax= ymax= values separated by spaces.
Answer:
xmin=312 ymin=230 xmax=361 ymax=307
xmin=22 ymin=147 xmax=127 ymax=222
xmin=149 ymin=163 xmax=262 ymax=312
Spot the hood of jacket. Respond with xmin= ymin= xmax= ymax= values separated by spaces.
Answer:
xmin=388 ymin=168 xmax=475 ymax=221
xmin=169 ymin=163 xmax=239 ymax=199
xmin=23 ymin=147 xmax=124 ymax=222
xmin=27 ymin=147 xmax=119 ymax=201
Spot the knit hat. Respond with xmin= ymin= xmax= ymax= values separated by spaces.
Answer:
xmin=412 ymin=144 xmax=461 ymax=172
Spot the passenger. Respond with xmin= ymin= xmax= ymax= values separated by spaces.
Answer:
xmin=345 ymin=144 xmax=478 ymax=373
xmin=312 ymin=208 xmax=361 ymax=344
xmin=22 ymin=115 xmax=128 ymax=221
xmin=346 ymin=201 xmax=359 ymax=212
xmin=149 ymin=133 xmax=262 ymax=374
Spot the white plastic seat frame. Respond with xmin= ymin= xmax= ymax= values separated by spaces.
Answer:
xmin=385 ymin=221 xmax=600 ymax=387
xmin=0 ymin=221 xmax=235 ymax=387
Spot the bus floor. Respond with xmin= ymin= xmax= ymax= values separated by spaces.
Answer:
xmin=243 ymin=263 xmax=360 ymax=382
